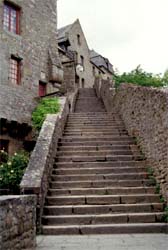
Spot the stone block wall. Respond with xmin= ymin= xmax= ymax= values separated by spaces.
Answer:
xmin=62 ymin=62 xmax=76 ymax=93
xmin=0 ymin=195 xmax=36 ymax=250
xmin=0 ymin=0 xmax=59 ymax=91
xmin=20 ymin=97 xmax=70 ymax=231
xmin=0 ymin=84 xmax=38 ymax=124
xmin=68 ymin=19 xmax=94 ymax=88
xmin=0 ymin=0 xmax=60 ymax=122
xmin=95 ymin=81 xmax=168 ymax=204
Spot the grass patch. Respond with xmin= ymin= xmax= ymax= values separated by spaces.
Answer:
xmin=32 ymin=97 xmax=60 ymax=131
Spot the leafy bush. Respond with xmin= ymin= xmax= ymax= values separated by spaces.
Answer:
xmin=114 ymin=65 xmax=167 ymax=88
xmin=0 ymin=151 xmax=29 ymax=193
xmin=32 ymin=97 xmax=60 ymax=131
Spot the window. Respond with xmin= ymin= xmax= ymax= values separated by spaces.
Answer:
xmin=75 ymin=52 xmax=78 ymax=64
xmin=80 ymin=55 xmax=84 ymax=68
xmin=39 ymin=82 xmax=47 ymax=97
xmin=82 ymin=78 xmax=85 ymax=88
xmin=9 ymin=56 xmax=21 ymax=85
xmin=77 ymin=34 xmax=81 ymax=45
xmin=3 ymin=1 xmax=20 ymax=34
xmin=92 ymin=66 xmax=95 ymax=76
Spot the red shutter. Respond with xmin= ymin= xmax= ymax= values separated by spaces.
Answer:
xmin=39 ymin=82 xmax=46 ymax=97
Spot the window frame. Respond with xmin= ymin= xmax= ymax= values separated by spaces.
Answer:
xmin=9 ymin=56 xmax=21 ymax=85
xmin=77 ymin=34 xmax=81 ymax=46
xmin=80 ymin=55 xmax=84 ymax=68
xmin=3 ymin=1 xmax=20 ymax=35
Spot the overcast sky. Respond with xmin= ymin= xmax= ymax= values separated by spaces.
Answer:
xmin=58 ymin=0 xmax=168 ymax=74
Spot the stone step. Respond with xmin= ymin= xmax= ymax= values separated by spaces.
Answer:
xmin=56 ymin=150 xmax=135 ymax=157
xmin=66 ymin=123 xmax=125 ymax=127
xmin=69 ymin=112 xmax=114 ymax=115
xmin=42 ymin=88 xmax=165 ymax=235
xmin=68 ymin=114 xmax=119 ymax=117
xmin=42 ymin=223 xmax=167 ymax=235
xmin=55 ymin=155 xmax=143 ymax=163
xmin=42 ymin=212 xmax=164 ymax=226
xmin=54 ymin=161 xmax=146 ymax=169
xmin=58 ymin=141 xmax=133 ymax=146
xmin=63 ymin=132 xmax=128 ymax=136
xmin=50 ymin=179 xmax=152 ymax=189
xmin=75 ymin=110 xmax=106 ymax=112
xmin=48 ymin=187 xmax=155 ymax=196
xmin=43 ymin=203 xmax=164 ymax=215
xmin=60 ymin=136 xmax=133 ymax=142
xmin=51 ymin=172 xmax=147 ymax=182
xmin=65 ymin=126 xmax=126 ymax=130
xmin=67 ymin=119 xmax=123 ymax=122
xmin=53 ymin=167 xmax=146 ymax=175
xmin=64 ymin=128 xmax=127 ymax=132
xmin=58 ymin=145 xmax=131 ymax=151
xmin=45 ymin=194 xmax=161 ymax=206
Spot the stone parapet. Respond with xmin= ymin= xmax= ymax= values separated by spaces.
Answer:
xmin=95 ymin=81 xmax=168 ymax=204
xmin=20 ymin=97 xmax=69 ymax=231
xmin=0 ymin=195 xmax=36 ymax=250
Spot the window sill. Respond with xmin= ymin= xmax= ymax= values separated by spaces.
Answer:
xmin=1 ymin=29 xmax=22 ymax=40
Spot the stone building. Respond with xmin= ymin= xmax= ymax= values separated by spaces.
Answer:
xmin=58 ymin=46 xmax=76 ymax=93
xmin=0 ymin=0 xmax=61 ymax=154
xmin=90 ymin=49 xmax=114 ymax=80
xmin=58 ymin=19 xmax=93 ymax=88
xmin=58 ymin=19 xmax=114 ymax=89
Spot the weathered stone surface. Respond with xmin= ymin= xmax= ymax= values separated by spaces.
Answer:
xmin=0 ymin=0 xmax=60 ymax=123
xmin=20 ymin=97 xmax=69 ymax=231
xmin=95 ymin=80 xmax=168 ymax=204
xmin=0 ymin=195 xmax=36 ymax=250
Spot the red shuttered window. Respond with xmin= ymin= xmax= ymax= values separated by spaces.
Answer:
xmin=3 ymin=2 xmax=20 ymax=34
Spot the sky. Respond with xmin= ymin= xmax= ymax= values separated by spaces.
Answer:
xmin=58 ymin=0 xmax=168 ymax=74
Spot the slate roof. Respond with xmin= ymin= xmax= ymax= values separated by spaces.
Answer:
xmin=58 ymin=24 xmax=73 ymax=42
xmin=90 ymin=50 xmax=114 ymax=74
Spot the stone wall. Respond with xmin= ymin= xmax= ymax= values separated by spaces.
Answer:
xmin=20 ymin=97 xmax=70 ymax=231
xmin=62 ymin=62 xmax=76 ymax=93
xmin=0 ymin=0 xmax=60 ymax=122
xmin=95 ymin=81 xmax=168 ymax=204
xmin=0 ymin=84 xmax=38 ymax=124
xmin=0 ymin=195 xmax=36 ymax=250
xmin=67 ymin=19 xmax=94 ymax=88
xmin=58 ymin=49 xmax=76 ymax=93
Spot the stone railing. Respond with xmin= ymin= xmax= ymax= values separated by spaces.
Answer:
xmin=95 ymin=80 xmax=168 ymax=204
xmin=0 ymin=195 xmax=36 ymax=250
xmin=20 ymin=97 xmax=69 ymax=231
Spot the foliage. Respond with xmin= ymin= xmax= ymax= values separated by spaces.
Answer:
xmin=147 ymin=167 xmax=157 ymax=186
xmin=0 ymin=151 xmax=29 ymax=193
xmin=114 ymin=65 xmax=167 ymax=88
xmin=32 ymin=97 xmax=60 ymax=131
xmin=162 ymin=206 xmax=168 ymax=222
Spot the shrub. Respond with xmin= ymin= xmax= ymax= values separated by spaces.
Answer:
xmin=114 ymin=65 xmax=167 ymax=88
xmin=32 ymin=97 xmax=60 ymax=131
xmin=0 ymin=151 xmax=29 ymax=193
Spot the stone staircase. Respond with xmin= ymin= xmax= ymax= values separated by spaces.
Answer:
xmin=42 ymin=88 xmax=166 ymax=234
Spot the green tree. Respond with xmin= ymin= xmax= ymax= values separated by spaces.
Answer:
xmin=114 ymin=66 xmax=166 ymax=88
